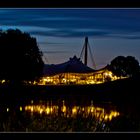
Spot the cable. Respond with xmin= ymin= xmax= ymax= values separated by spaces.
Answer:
xmin=88 ymin=42 xmax=96 ymax=69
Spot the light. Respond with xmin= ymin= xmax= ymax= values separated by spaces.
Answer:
xmin=62 ymin=78 xmax=67 ymax=83
xmin=20 ymin=106 xmax=22 ymax=111
xmin=105 ymin=72 xmax=112 ymax=77
xmin=46 ymin=107 xmax=50 ymax=114
xmin=112 ymin=112 xmax=120 ymax=117
xmin=86 ymin=80 xmax=93 ymax=84
xmin=31 ymin=100 xmax=34 ymax=104
xmin=104 ymin=115 xmax=108 ymax=120
xmin=33 ymin=81 xmax=37 ymax=85
xmin=2 ymin=80 xmax=5 ymax=83
xmin=109 ymin=115 xmax=112 ymax=121
xmin=40 ymin=109 xmax=43 ymax=114
xmin=72 ymin=107 xmax=77 ymax=115
xmin=61 ymin=106 xmax=66 ymax=113
xmin=43 ymin=77 xmax=52 ymax=82
xmin=25 ymin=106 xmax=27 ymax=110
xmin=43 ymin=78 xmax=47 ymax=82
xmin=62 ymin=100 xmax=65 ymax=106
xmin=50 ymin=107 xmax=53 ymax=113
xmin=24 ymin=104 xmax=120 ymax=122
xmin=31 ymin=106 xmax=33 ymax=112
xmin=7 ymin=108 xmax=9 ymax=112
xmin=37 ymin=70 xmax=127 ymax=86
xmin=91 ymin=107 xmax=94 ymax=113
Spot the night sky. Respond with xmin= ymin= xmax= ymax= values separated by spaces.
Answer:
xmin=0 ymin=8 xmax=140 ymax=69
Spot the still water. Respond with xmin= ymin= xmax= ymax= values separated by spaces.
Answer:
xmin=0 ymin=99 xmax=122 ymax=132
xmin=25 ymin=100 xmax=119 ymax=122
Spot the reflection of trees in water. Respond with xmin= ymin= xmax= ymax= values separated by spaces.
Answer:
xmin=0 ymin=110 xmax=110 ymax=132
xmin=0 ymin=99 xmax=120 ymax=132
xmin=0 ymin=100 xmax=139 ymax=132
xmin=0 ymin=109 xmax=140 ymax=132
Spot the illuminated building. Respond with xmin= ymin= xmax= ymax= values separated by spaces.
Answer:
xmin=38 ymin=37 xmax=127 ymax=85
xmin=38 ymin=55 xmax=124 ymax=85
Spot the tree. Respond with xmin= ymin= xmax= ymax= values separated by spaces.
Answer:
xmin=108 ymin=56 xmax=140 ymax=77
xmin=0 ymin=29 xmax=44 ymax=83
xmin=125 ymin=56 xmax=140 ymax=77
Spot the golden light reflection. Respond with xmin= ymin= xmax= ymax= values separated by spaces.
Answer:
xmin=72 ymin=107 xmax=77 ymax=115
xmin=31 ymin=100 xmax=34 ymax=104
xmin=61 ymin=106 xmax=66 ymax=113
xmin=24 ymin=104 xmax=120 ymax=122
xmin=45 ymin=107 xmax=50 ymax=114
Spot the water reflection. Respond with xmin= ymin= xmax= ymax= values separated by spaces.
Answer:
xmin=24 ymin=100 xmax=120 ymax=122
xmin=0 ymin=99 xmax=121 ymax=132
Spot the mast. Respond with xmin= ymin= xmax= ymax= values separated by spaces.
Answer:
xmin=79 ymin=36 xmax=96 ymax=69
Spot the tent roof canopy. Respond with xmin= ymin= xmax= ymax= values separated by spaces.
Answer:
xmin=43 ymin=55 xmax=96 ymax=76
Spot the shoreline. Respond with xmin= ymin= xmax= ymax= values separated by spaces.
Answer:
xmin=0 ymin=77 xmax=139 ymax=104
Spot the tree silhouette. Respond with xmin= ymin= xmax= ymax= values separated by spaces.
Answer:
xmin=125 ymin=56 xmax=140 ymax=77
xmin=0 ymin=29 xmax=44 ymax=83
xmin=108 ymin=56 xmax=140 ymax=77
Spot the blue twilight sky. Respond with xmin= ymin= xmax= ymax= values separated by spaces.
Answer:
xmin=0 ymin=8 xmax=140 ymax=69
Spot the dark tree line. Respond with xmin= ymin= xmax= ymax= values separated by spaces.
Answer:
xmin=107 ymin=56 xmax=140 ymax=78
xmin=0 ymin=29 xmax=44 ymax=83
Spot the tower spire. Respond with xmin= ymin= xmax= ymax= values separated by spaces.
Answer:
xmin=79 ymin=36 xmax=96 ymax=69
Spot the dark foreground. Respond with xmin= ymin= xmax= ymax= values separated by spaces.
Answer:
xmin=0 ymin=77 xmax=140 ymax=132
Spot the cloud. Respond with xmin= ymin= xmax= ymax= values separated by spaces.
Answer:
xmin=105 ymin=33 xmax=140 ymax=40
xmin=30 ymin=28 xmax=140 ymax=40
xmin=1 ymin=24 xmax=140 ymax=40
xmin=38 ymin=41 xmax=65 ymax=45
xmin=0 ymin=9 xmax=140 ymax=40
xmin=21 ymin=27 xmax=109 ymax=38
xmin=43 ymin=51 xmax=69 ymax=54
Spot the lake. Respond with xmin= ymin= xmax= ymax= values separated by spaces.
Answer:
xmin=0 ymin=83 xmax=140 ymax=132
xmin=0 ymin=96 xmax=131 ymax=132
